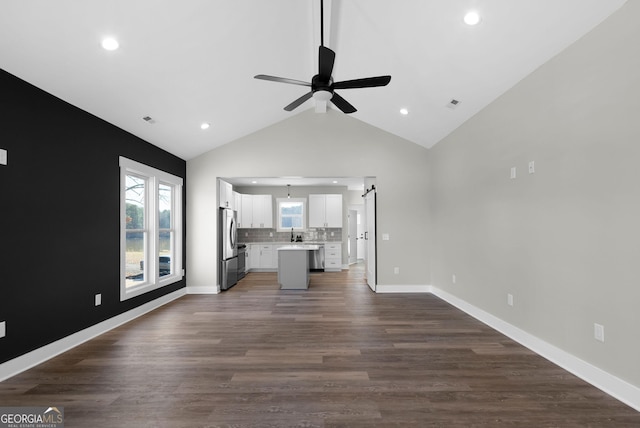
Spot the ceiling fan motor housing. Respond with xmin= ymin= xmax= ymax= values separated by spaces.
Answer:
xmin=312 ymin=74 xmax=333 ymax=94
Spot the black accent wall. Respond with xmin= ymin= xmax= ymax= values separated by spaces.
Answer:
xmin=0 ymin=69 xmax=187 ymax=364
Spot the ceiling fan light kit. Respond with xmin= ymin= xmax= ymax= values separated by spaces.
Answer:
xmin=312 ymin=90 xmax=332 ymax=102
xmin=254 ymin=0 xmax=391 ymax=114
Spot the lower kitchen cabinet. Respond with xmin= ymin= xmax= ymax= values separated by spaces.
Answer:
xmin=324 ymin=243 xmax=342 ymax=271
xmin=248 ymin=244 xmax=275 ymax=270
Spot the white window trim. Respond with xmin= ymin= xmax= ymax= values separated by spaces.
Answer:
xmin=276 ymin=197 xmax=306 ymax=232
xmin=120 ymin=157 xmax=183 ymax=301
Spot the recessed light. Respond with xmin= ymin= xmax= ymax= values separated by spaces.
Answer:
xmin=251 ymin=180 xmax=258 ymax=184
xmin=332 ymin=180 xmax=338 ymax=184
xmin=200 ymin=122 xmax=210 ymax=130
xmin=400 ymin=108 xmax=409 ymax=115
xmin=464 ymin=11 xmax=481 ymax=26
xmin=101 ymin=37 xmax=119 ymax=51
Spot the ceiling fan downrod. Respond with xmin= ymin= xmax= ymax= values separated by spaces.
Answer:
xmin=320 ymin=0 xmax=325 ymax=47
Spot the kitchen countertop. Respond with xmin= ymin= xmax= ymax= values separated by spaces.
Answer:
xmin=277 ymin=244 xmax=321 ymax=251
xmin=240 ymin=241 xmax=340 ymax=245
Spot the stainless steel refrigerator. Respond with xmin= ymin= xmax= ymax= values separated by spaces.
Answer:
xmin=219 ymin=207 xmax=238 ymax=290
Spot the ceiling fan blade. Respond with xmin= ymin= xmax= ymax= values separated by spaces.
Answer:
xmin=284 ymin=91 xmax=314 ymax=111
xmin=330 ymin=92 xmax=357 ymax=114
xmin=318 ymin=46 xmax=335 ymax=80
xmin=333 ymin=75 xmax=391 ymax=90
xmin=254 ymin=74 xmax=311 ymax=87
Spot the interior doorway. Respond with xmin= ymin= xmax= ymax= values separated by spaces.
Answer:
xmin=348 ymin=209 xmax=358 ymax=264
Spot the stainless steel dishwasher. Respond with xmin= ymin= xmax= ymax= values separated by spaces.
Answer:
xmin=309 ymin=245 xmax=325 ymax=272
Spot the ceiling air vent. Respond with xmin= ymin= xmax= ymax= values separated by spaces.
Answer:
xmin=142 ymin=116 xmax=156 ymax=124
xmin=446 ymin=99 xmax=461 ymax=110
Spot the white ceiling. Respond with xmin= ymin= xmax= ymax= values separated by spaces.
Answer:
xmin=0 ymin=0 xmax=626 ymax=161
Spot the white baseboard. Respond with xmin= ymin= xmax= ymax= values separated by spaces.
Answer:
xmin=186 ymin=286 xmax=219 ymax=294
xmin=0 ymin=288 xmax=186 ymax=382
xmin=376 ymin=284 xmax=431 ymax=293
xmin=429 ymin=286 xmax=640 ymax=412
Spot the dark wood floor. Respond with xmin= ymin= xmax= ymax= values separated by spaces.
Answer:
xmin=1 ymin=264 xmax=639 ymax=427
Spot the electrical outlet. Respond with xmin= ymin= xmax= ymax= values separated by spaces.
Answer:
xmin=507 ymin=293 xmax=514 ymax=306
xmin=0 ymin=321 xmax=6 ymax=338
xmin=528 ymin=160 xmax=535 ymax=174
xmin=95 ymin=294 xmax=102 ymax=306
xmin=394 ymin=267 xmax=400 ymax=274
xmin=452 ymin=274 xmax=456 ymax=284
xmin=0 ymin=148 xmax=7 ymax=166
xmin=594 ymin=323 xmax=605 ymax=342
xmin=269 ymin=232 xmax=273 ymax=237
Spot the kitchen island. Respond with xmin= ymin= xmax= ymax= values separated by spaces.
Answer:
xmin=277 ymin=245 xmax=320 ymax=290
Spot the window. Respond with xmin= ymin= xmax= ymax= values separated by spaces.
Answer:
xmin=276 ymin=198 xmax=306 ymax=232
xmin=120 ymin=157 xmax=183 ymax=301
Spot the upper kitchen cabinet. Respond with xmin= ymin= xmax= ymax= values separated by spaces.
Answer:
xmin=309 ymin=194 xmax=342 ymax=228
xmin=240 ymin=194 xmax=253 ymax=228
xmin=233 ymin=191 xmax=241 ymax=214
xmin=218 ymin=179 xmax=234 ymax=209
xmin=253 ymin=195 xmax=273 ymax=228
xmin=239 ymin=194 xmax=273 ymax=228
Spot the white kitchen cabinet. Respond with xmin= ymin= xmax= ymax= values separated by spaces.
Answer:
xmin=219 ymin=179 xmax=234 ymax=209
xmin=248 ymin=244 xmax=274 ymax=269
xmin=248 ymin=244 xmax=259 ymax=269
xmin=239 ymin=194 xmax=273 ymax=228
xmin=259 ymin=244 xmax=273 ymax=268
xmin=324 ymin=242 xmax=342 ymax=271
xmin=325 ymin=195 xmax=342 ymax=227
xmin=240 ymin=194 xmax=253 ymax=228
xmin=308 ymin=194 xmax=325 ymax=228
xmin=309 ymin=194 xmax=342 ymax=228
xmin=252 ymin=195 xmax=273 ymax=228
xmin=233 ymin=191 xmax=241 ymax=218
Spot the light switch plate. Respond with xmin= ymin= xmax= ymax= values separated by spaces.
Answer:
xmin=594 ymin=323 xmax=605 ymax=342
xmin=382 ymin=234 xmax=390 ymax=241
xmin=95 ymin=294 xmax=102 ymax=306
xmin=0 ymin=321 xmax=6 ymax=338
xmin=0 ymin=148 xmax=7 ymax=166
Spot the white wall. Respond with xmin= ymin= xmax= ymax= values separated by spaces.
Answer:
xmin=429 ymin=0 xmax=640 ymax=389
xmin=187 ymin=109 xmax=431 ymax=291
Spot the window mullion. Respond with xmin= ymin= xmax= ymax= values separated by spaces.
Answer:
xmin=149 ymin=176 xmax=158 ymax=284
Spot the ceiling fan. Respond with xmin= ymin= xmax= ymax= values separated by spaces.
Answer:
xmin=254 ymin=0 xmax=391 ymax=114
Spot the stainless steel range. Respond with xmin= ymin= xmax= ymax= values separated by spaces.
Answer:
xmin=237 ymin=244 xmax=247 ymax=280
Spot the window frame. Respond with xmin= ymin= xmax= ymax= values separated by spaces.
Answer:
xmin=276 ymin=197 xmax=306 ymax=232
xmin=120 ymin=157 xmax=183 ymax=301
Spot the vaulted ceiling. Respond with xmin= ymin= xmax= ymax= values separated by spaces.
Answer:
xmin=0 ymin=0 xmax=626 ymax=160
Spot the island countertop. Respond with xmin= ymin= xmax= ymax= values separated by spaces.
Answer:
xmin=277 ymin=244 xmax=320 ymax=251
